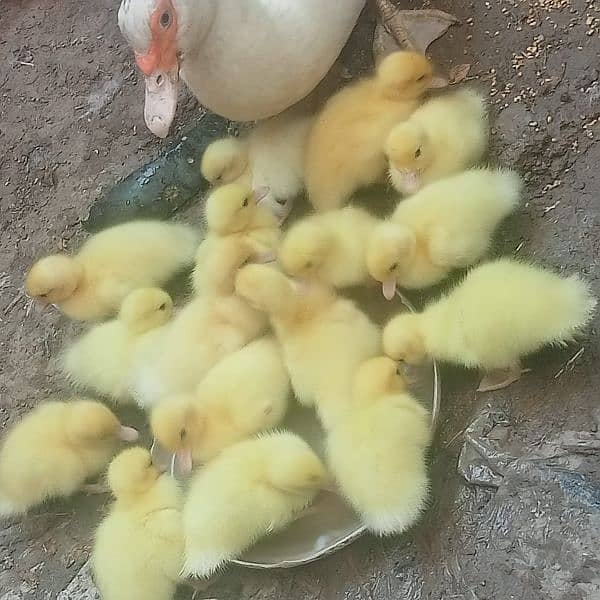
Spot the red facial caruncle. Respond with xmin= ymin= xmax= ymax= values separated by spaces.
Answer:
xmin=135 ymin=0 xmax=179 ymax=76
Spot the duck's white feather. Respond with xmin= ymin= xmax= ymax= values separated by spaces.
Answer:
xmin=120 ymin=0 xmax=366 ymax=120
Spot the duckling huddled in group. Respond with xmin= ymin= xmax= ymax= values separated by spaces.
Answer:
xmin=9 ymin=41 xmax=598 ymax=598
xmin=278 ymin=206 xmax=379 ymax=289
xmin=201 ymin=111 xmax=313 ymax=221
xmin=62 ymin=288 xmax=174 ymax=403
xmin=150 ymin=337 xmax=290 ymax=474
xmin=327 ymin=357 xmax=431 ymax=535
xmin=182 ymin=432 xmax=329 ymax=578
xmin=25 ymin=221 xmax=197 ymax=321
xmin=383 ymin=259 xmax=596 ymax=391
xmin=367 ymin=168 xmax=522 ymax=298
xmin=385 ymin=88 xmax=488 ymax=194
xmin=0 ymin=400 xmax=138 ymax=516
xmin=235 ymin=264 xmax=381 ymax=430
xmin=199 ymin=182 xmax=281 ymax=268
xmin=92 ymin=448 xmax=184 ymax=600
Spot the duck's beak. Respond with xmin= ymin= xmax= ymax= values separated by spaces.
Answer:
xmin=131 ymin=0 xmax=180 ymax=138
xmin=140 ymin=66 xmax=179 ymax=138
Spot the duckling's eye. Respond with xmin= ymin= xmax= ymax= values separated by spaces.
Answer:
xmin=158 ymin=303 xmax=167 ymax=311
xmin=388 ymin=262 xmax=399 ymax=272
xmin=305 ymin=261 xmax=313 ymax=269
xmin=160 ymin=11 xmax=171 ymax=28
xmin=38 ymin=293 xmax=48 ymax=299
xmin=215 ymin=174 xmax=222 ymax=183
xmin=180 ymin=429 xmax=187 ymax=441
xmin=414 ymin=148 xmax=422 ymax=159
xmin=416 ymin=74 xmax=426 ymax=82
xmin=242 ymin=197 xmax=249 ymax=207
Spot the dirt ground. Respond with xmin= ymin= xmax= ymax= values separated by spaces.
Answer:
xmin=1 ymin=0 xmax=599 ymax=599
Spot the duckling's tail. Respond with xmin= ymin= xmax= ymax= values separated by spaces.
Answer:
xmin=362 ymin=471 xmax=430 ymax=537
xmin=181 ymin=550 xmax=228 ymax=579
xmin=493 ymin=168 xmax=523 ymax=216
xmin=558 ymin=276 xmax=597 ymax=340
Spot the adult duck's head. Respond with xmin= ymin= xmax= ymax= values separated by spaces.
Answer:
xmin=118 ymin=0 xmax=217 ymax=137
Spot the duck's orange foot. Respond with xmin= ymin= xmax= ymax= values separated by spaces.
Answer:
xmin=373 ymin=0 xmax=458 ymax=63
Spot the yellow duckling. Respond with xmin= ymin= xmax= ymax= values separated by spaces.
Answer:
xmin=25 ymin=221 xmax=198 ymax=321
xmin=367 ymin=168 xmax=522 ymax=297
xmin=278 ymin=206 xmax=379 ymax=288
xmin=383 ymin=259 xmax=597 ymax=390
xmin=327 ymin=357 xmax=431 ymax=535
xmin=92 ymin=447 xmax=184 ymax=600
xmin=182 ymin=432 xmax=329 ymax=578
xmin=62 ymin=288 xmax=173 ymax=403
xmin=0 ymin=399 xmax=138 ymax=516
xmin=150 ymin=336 xmax=289 ymax=473
xmin=305 ymin=51 xmax=446 ymax=212
xmin=204 ymin=182 xmax=281 ymax=260
xmin=385 ymin=88 xmax=488 ymax=194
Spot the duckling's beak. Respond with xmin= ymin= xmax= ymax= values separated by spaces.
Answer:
xmin=141 ymin=67 xmax=179 ymax=138
xmin=396 ymin=362 xmax=419 ymax=385
xmin=119 ymin=426 xmax=140 ymax=442
xmin=255 ymin=250 xmax=277 ymax=264
xmin=429 ymin=75 xmax=449 ymax=89
xmin=32 ymin=298 xmax=52 ymax=314
xmin=253 ymin=186 xmax=272 ymax=204
xmin=175 ymin=448 xmax=193 ymax=476
xmin=254 ymin=187 xmax=293 ymax=223
xmin=396 ymin=169 xmax=421 ymax=194
xmin=382 ymin=277 xmax=397 ymax=301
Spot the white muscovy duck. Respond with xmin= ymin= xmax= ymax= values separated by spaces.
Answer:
xmin=118 ymin=0 xmax=457 ymax=137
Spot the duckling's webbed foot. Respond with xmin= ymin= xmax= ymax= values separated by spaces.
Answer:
xmin=477 ymin=365 xmax=532 ymax=392
xmin=373 ymin=0 xmax=458 ymax=60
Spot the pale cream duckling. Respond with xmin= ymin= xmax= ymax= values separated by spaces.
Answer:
xmin=234 ymin=265 xmax=381 ymax=430
xmin=367 ymin=168 xmax=522 ymax=298
xmin=305 ymin=51 xmax=447 ymax=212
xmin=327 ymin=357 xmax=431 ymax=535
xmin=201 ymin=112 xmax=313 ymax=221
xmin=205 ymin=182 xmax=281 ymax=260
xmin=385 ymin=88 xmax=488 ymax=194
xmin=0 ymin=399 xmax=138 ymax=516
xmin=62 ymin=288 xmax=173 ymax=403
xmin=383 ymin=259 xmax=597 ymax=391
xmin=201 ymin=137 xmax=250 ymax=188
xmin=182 ymin=432 xmax=329 ymax=578
xmin=92 ymin=448 xmax=184 ymax=600
xmin=150 ymin=337 xmax=290 ymax=474
xmin=25 ymin=221 xmax=198 ymax=321
xmin=278 ymin=206 xmax=379 ymax=288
